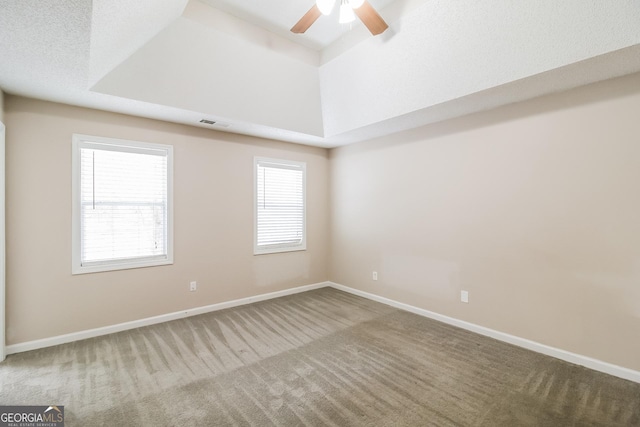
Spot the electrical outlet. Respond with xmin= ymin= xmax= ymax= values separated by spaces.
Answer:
xmin=461 ymin=290 xmax=469 ymax=303
xmin=190 ymin=281 xmax=197 ymax=292
xmin=372 ymin=271 xmax=378 ymax=281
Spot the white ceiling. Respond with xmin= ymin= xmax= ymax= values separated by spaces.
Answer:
xmin=1 ymin=0 xmax=640 ymax=148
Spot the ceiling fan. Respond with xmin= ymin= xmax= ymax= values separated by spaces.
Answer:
xmin=291 ymin=0 xmax=389 ymax=36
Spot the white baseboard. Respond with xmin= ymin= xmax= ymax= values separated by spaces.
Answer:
xmin=5 ymin=281 xmax=329 ymax=355
xmin=327 ymin=282 xmax=640 ymax=384
xmin=7 ymin=280 xmax=639 ymax=384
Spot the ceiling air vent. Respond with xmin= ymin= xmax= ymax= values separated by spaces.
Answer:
xmin=199 ymin=119 xmax=216 ymax=125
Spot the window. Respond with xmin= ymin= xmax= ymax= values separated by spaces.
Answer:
xmin=254 ymin=157 xmax=306 ymax=255
xmin=72 ymin=135 xmax=173 ymax=274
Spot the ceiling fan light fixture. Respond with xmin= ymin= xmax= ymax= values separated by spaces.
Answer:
xmin=316 ymin=0 xmax=335 ymax=15
xmin=339 ymin=0 xmax=355 ymax=23
xmin=291 ymin=0 xmax=388 ymax=36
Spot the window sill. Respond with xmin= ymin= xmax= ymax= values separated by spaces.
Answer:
xmin=72 ymin=257 xmax=173 ymax=275
xmin=253 ymin=246 xmax=306 ymax=256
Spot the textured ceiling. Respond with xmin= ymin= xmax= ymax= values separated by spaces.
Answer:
xmin=89 ymin=0 xmax=190 ymax=86
xmin=1 ymin=0 xmax=640 ymax=148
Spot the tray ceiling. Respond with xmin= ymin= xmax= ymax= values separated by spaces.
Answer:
xmin=1 ymin=0 xmax=639 ymax=147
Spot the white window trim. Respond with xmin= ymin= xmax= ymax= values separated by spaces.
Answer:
xmin=254 ymin=157 xmax=307 ymax=255
xmin=72 ymin=134 xmax=174 ymax=274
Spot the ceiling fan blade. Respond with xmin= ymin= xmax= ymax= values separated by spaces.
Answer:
xmin=354 ymin=0 xmax=389 ymax=35
xmin=291 ymin=5 xmax=322 ymax=33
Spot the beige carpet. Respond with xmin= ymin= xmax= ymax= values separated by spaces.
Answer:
xmin=0 ymin=288 xmax=639 ymax=426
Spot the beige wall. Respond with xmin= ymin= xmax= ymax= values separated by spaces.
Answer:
xmin=6 ymin=72 xmax=640 ymax=373
xmin=5 ymin=96 xmax=329 ymax=345
xmin=329 ymin=72 xmax=640 ymax=372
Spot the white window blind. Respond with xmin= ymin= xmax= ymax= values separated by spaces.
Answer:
xmin=255 ymin=158 xmax=306 ymax=254
xmin=72 ymin=135 xmax=173 ymax=274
